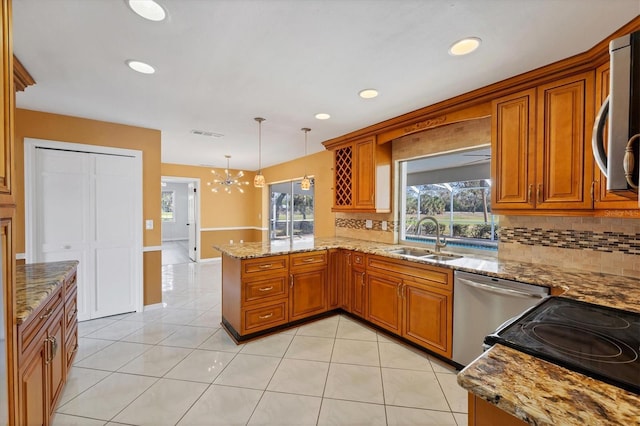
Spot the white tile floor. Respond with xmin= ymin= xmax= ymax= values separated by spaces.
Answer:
xmin=53 ymin=261 xmax=468 ymax=426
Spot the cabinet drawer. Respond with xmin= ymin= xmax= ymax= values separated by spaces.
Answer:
xmin=64 ymin=273 xmax=77 ymax=296
xmin=367 ymin=255 xmax=452 ymax=291
xmin=65 ymin=325 xmax=78 ymax=370
xmin=243 ymin=302 xmax=288 ymax=332
xmin=64 ymin=288 xmax=78 ymax=339
xmin=19 ymin=288 xmax=63 ymax=354
xmin=242 ymin=256 xmax=288 ymax=276
xmin=290 ymin=251 xmax=327 ymax=270
xmin=243 ymin=275 xmax=288 ymax=304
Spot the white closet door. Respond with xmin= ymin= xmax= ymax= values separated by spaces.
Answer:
xmin=91 ymin=154 xmax=137 ymax=317
xmin=35 ymin=149 xmax=91 ymax=320
xmin=34 ymin=148 xmax=138 ymax=321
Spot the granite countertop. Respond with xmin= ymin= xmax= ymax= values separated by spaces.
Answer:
xmin=16 ymin=260 xmax=79 ymax=325
xmin=216 ymin=237 xmax=640 ymax=425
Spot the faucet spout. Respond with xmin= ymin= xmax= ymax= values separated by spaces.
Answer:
xmin=415 ymin=216 xmax=447 ymax=253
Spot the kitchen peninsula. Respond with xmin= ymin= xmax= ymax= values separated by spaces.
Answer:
xmin=217 ymin=237 xmax=640 ymax=426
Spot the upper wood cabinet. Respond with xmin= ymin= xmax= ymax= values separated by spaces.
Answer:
xmin=492 ymin=72 xmax=595 ymax=212
xmin=328 ymin=136 xmax=392 ymax=213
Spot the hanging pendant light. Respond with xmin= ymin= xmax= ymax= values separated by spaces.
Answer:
xmin=207 ymin=155 xmax=249 ymax=194
xmin=301 ymin=127 xmax=311 ymax=191
xmin=254 ymin=117 xmax=266 ymax=188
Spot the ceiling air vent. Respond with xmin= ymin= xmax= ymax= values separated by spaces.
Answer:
xmin=191 ymin=129 xmax=224 ymax=138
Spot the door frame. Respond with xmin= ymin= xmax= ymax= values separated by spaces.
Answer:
xmin=24 ymin=138 xmax=144 ymax=314
xmin=161 ymin=176 xmax=201 ymax=262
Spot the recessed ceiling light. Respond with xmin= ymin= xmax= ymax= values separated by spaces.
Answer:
xmin=126 ymin=60 xmax=155 ymax=74
xmin=359 ymin=89 xmax=379 ymax=99
xmin=127 ymin=0 xmax=166 ymax=22
xmin=448 ymin=37 xmax=481 ymax=56
xmin=315 ymin=113 xmax=331 ymax=120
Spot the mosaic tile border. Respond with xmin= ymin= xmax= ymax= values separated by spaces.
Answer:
xmin=500 ymin=227 xmax=640 ymax=255
xmin=335 ymin=218 xmax=396 ymax=232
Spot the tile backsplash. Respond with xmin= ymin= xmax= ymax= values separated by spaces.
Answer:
xmin=499 ymin=216 xmax=640 ymax=278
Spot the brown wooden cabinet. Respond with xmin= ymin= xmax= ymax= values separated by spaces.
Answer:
xmin=349 ymin=254 xmax=366 ymax=318
xmin=17 ymin=267 xmax=77 ymax=426
xmin=289 ymin=251 xmax=328 ymax=321
xmin=468 ymin=394 xmax=527 ymax=426
xmin=366 ymin=255 xmax=453 ymax=358
xmin=492 ymin=72 xmax=595 ymax=212
xmin=326 ymin=136 xmax=392 ymax=213
xmin=366 ymin=270 xmax=402 ymax=334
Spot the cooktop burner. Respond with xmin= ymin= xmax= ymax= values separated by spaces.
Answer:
xmin=485 ymin=297 xmax=640 ymax=395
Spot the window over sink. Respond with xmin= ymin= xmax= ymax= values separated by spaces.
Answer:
xmin=398 ymin=146 xmax=498 ymax=251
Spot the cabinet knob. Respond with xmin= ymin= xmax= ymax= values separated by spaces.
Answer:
xmin=39 ymin=307 xmax=53 ymax=320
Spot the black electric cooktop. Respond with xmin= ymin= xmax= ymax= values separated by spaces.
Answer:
xmin=485 ymin=296 xmax=640 ymax=395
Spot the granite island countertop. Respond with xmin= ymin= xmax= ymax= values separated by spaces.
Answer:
xmin=216 ymin=237 xmax=640 ymax=425
xmin=16 ymin=260 xmax=79 ymax=325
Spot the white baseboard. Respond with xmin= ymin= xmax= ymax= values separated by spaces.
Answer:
xmin=144 ymin=303 xmax=164 ymax=311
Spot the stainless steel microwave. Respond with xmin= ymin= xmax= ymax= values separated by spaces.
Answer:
xmin=592 ymin=30 xmax=640 ymax=194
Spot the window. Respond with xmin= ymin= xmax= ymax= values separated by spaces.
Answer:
xmin=399 ymin=147 xmax=498 ymax=251
xmin=161 ymin=190 xmax=175 ymax=222
xmin=269 ymin=179 xmax=315 ymax=245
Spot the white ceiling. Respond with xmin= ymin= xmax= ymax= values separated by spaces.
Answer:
xmin=12 ymin=0 xmax=640 ymax=171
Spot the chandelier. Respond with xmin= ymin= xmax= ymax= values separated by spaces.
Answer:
xmin=207 ymin=155 xmax=249 ymax=194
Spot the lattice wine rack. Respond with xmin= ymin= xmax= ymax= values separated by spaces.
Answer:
xmin=334 ymin=146 xmax=353 ymax=207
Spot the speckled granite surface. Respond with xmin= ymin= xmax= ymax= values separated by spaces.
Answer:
xmin=458 ymin=345 xmax=640 ymax=426
xmin=216 ymin=237 xmax=640 ymax=425
xmin=16 ymin=261 xmax=79 ymax=325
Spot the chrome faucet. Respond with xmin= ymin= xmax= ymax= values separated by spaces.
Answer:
xmin=415 ymin=216 xmax=447 ymax=253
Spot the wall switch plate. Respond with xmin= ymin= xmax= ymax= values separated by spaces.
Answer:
xmin=381 ymin=221 xmax=388 ymax=231
xmin=145 ymin=219 xmax=153 ymax=230
xmin=365 ymin=219 xmax=373 ymax=229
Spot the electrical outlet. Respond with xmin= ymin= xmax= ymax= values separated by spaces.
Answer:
xmin=365 ymin=220 xmax=373 ymax=229
xmin=145 ymin=219 xmax=153 ymax=230
xmin=382 ymin=221 xmax=388 ymax=231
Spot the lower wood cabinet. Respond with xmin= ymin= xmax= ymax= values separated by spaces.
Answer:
xmin=469 ymin=394 xmax=527 ymax=426
xmin=17 ymin=267 xmax=78 ymax=426
xmin=221 ymin=250 xmax=453 ymax=360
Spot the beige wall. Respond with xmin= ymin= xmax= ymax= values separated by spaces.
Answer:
xmin=15 ymin=109 xmax=163 ymax=305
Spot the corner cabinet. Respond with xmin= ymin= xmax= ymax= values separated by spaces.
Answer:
xmin=326 ymin=136 xmax=392 ymax=213
xmin=492 ymin=72 xmax=595 ymax=212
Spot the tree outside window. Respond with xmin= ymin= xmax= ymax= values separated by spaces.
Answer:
xmin=161 ymin=190 xmax=175 ymax=222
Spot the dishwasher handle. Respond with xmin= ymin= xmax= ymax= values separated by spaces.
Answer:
xmin=456 ymin=277 xmax=547 ymax=299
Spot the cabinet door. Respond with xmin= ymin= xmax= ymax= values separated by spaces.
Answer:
xmin=402 ymin=284 xmax=452 ymax=358
xmin=350 ymin=267 xmax=366 ymax=318
xmin=47 ymin=311 xmax=66 ymax=416
xmin=536 ymin=72 xmax=594 ymax=209
xmin=593 ymin=62 xmax=638 ymax=208
xmin=289 ymin=268 xmax=327 ymax=321
xmin=366 ymin=272 xmax=402 ymax=334
xmin=354 ymin=138 xmax=375 ymax=209
xmin=19 ymin=343 xmax=46 ymax=426
xmin=491 ymin=89 xmax=536 ymax=208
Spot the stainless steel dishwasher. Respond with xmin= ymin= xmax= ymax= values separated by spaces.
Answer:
xmin=452 ymin=270 xmax=549 ymax=366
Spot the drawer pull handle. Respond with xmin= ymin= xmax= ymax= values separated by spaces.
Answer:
xmin=258 ymin=264 xmax=272 ymax=269
xmin=303 ymin=258 xmax=316 ymax=262
xmin=258 ymin=313 xmax=273 ymax=319
xmin=40 ymin=308 xmax=53 ymax=320
xmin=68 ymin=309 xmax=78 ymax=319
xmin=72 ymin=343 xmax=79 ymax=354
xmin=258 ymin=286 xmax=274 ymax=292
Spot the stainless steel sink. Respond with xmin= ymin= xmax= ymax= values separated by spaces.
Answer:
xmin=421 ymin=253 xmax=463 ymax=262
xmin=386 ymin=247 xmax=434 ymax=257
